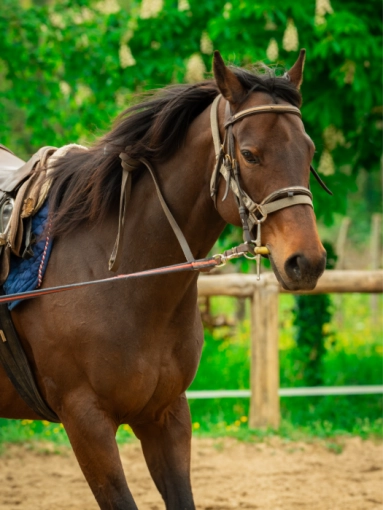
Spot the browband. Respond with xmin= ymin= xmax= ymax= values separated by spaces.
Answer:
xmin=224 ymin=104 xmax=302 ymax=127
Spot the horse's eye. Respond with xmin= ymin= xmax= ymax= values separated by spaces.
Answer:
xmin=241 ymin=150 xmax=260 ymax=164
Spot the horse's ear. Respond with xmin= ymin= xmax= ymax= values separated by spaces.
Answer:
xmin=213 ymin=50 xmax=246 ymax=105
xmin=286 ymin=49 xmax=306 ymax=89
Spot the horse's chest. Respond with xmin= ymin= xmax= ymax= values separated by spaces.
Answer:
xmin=89 ymin=314 xmax=204 ymax=421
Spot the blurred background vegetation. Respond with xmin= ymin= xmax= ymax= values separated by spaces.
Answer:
xmin=0 ymin=0 xmax=382 ymax=441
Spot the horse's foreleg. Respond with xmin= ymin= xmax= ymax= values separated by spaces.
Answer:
xmin=133 ymin=393 xmax=195 ymax=510
xmin=60 ymin=393 xmax=137 ymax=510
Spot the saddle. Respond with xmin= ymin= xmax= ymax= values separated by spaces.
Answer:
xmin=0 ymin=144 xmax=58 ymax=285
xmin=0 ymin=144 xmax=62 ymax=422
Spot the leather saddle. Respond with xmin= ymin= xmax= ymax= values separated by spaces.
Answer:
xmin=0 ymin=144 xmax=57 ymax=284
xmin=0 ymin=144 xmax=27 ymax=191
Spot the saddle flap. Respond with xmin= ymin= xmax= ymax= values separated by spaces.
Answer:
xmin=0 ymin=145 xmax=27 ymax=192
xmin=0 ymin=145 xmax=57 ymax=194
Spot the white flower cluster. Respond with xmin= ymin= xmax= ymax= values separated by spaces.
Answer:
xmin=200 ymin=32 xmax=213 ymax=55
xmin=76 ymin=33 xmax=90 ymax=50
xmin=74 ymin=85 xmax=93 ymax=107
xmin=72 ymin=7 xmax=95 ymax=25
xmin=323 ymin=125 xmax=346 ymax=151
xmin=140 ymin=0 xmax=163 ymax=19
xmin=115 ymin=88 xmax=129 ymax=108
xmin=59 ymin=81 xmax=71 ymax=97
xmin=119 ymin=44 xmax=136 ymax=68
xmin=318 ymin=150 xmax=335 ymax=176
xmin=185 ymin=54 xmax=206 ymax=83
xmin=223 ymin=3 xmax=232 ymax=20
xmin=49 ymin=12 xmax=65 ymax=29
xmin=178 ymin=0 xmax=190 ymax=11
xmin=340 ymin=60 xmax=356 ymax=84
xmin=315 ymin=0 xmax=333 ymax=26
xmin=95 ymin=0 xmax=120 ymax=15
xmin=282 ymin=19 xmax=298 ymax=52
xmin=266 ymin=38 xmax=278 ymax=61
xmin=318 ymin=124 xmax=346 ymax=175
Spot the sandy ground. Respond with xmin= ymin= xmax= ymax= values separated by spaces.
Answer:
xmin=0 ymin=437 xmax=382 ymax=510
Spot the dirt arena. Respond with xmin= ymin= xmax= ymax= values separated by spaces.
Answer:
xmin=0 ymin=437 xmax=382 ymax=510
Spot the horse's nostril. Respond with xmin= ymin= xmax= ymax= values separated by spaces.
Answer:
xmin=284 ymin=251 xmax=327 ymax=283
xmin=284 ymin=254 xmax=303 ymax=281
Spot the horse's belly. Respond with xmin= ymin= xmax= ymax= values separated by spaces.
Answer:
xmin=0 ymin=364 xmax=41 ymax=419
xmin=7 ymin=294 xmax=204 ymax=425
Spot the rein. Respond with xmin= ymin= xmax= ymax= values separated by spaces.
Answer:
xmin=0 ymin=246 xmax=255 ymax=306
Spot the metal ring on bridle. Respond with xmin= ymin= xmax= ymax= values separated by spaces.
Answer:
xmin=212 ymin=253 xmax=226 ymax=268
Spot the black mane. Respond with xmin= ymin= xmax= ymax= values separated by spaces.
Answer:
xmin=48 ymin=66 xmax=301 ymax=236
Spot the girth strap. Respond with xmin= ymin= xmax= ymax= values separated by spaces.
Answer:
xmin=0 ymin=291 xmax=60 ymax=422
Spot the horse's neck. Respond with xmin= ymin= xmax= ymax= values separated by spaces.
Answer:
xmin=120 ymin=107 xmax=225 ymax=272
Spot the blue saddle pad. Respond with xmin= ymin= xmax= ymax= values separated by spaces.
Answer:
xmin=3 ymin=201 xmax=53 ymax=310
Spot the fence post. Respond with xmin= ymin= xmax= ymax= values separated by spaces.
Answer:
xmin=335 ymin=217 xmax=351 ymax=269
xmin=249 ymin=278 xmax=280 ymax=429
xmin=370 ymin=213 xmax=382 ymax=326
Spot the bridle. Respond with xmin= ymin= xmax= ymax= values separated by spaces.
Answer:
xmin=108 ymin=93 xmax=332 ymax=275
xmin=209 ymin=94 xmax=332 ymax=275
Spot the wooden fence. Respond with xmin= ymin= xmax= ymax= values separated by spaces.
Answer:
xmin=196 ymin=270 xmax=383 ymax=429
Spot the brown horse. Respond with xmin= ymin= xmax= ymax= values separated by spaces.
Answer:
xmin=0 ymin=51 xmax=326 ymax=509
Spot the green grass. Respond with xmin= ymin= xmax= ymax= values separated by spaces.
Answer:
xmin=0 ymin=293 xmax=382 ymax=445
xmin=0 ymin=419 xmax=137 ymax=450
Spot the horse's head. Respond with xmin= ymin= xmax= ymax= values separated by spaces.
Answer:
xmin=212 ymin=50 xmax=326 ymax=291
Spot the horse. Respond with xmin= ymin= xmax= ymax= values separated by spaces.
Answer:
xmin=0 ymin=50 xmax=326 ymax=509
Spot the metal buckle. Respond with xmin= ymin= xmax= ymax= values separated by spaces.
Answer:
xmin=253 ymin=204 xmax=267 ymax=223
xmin=212 ymin=254 xmax=227 ymax=268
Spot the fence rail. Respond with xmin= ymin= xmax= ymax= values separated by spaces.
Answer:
xmin=187 ymin=386 xmax=383 ymax=399
xmin=198 ymin=270 xmax=383 ymax=297
xmin=196 ymin=270 xmax=383 ymax=428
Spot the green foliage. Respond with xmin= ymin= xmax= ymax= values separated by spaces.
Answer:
xmin=291 ymin=241 xmax=337 ymax=386
xmin=0 ymin=419 xmax=69 ymax=447
xmin=0 ymin=0 xmax=381 ymax=222
xmin=291 ymin=293 xmax=333 ymax=386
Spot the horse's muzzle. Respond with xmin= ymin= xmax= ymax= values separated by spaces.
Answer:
xmin=270 ymin=249 xmax=326 ymax=291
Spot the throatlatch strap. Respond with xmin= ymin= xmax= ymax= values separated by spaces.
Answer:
xmin=0 ymin=292 xmax=60 ymax=422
